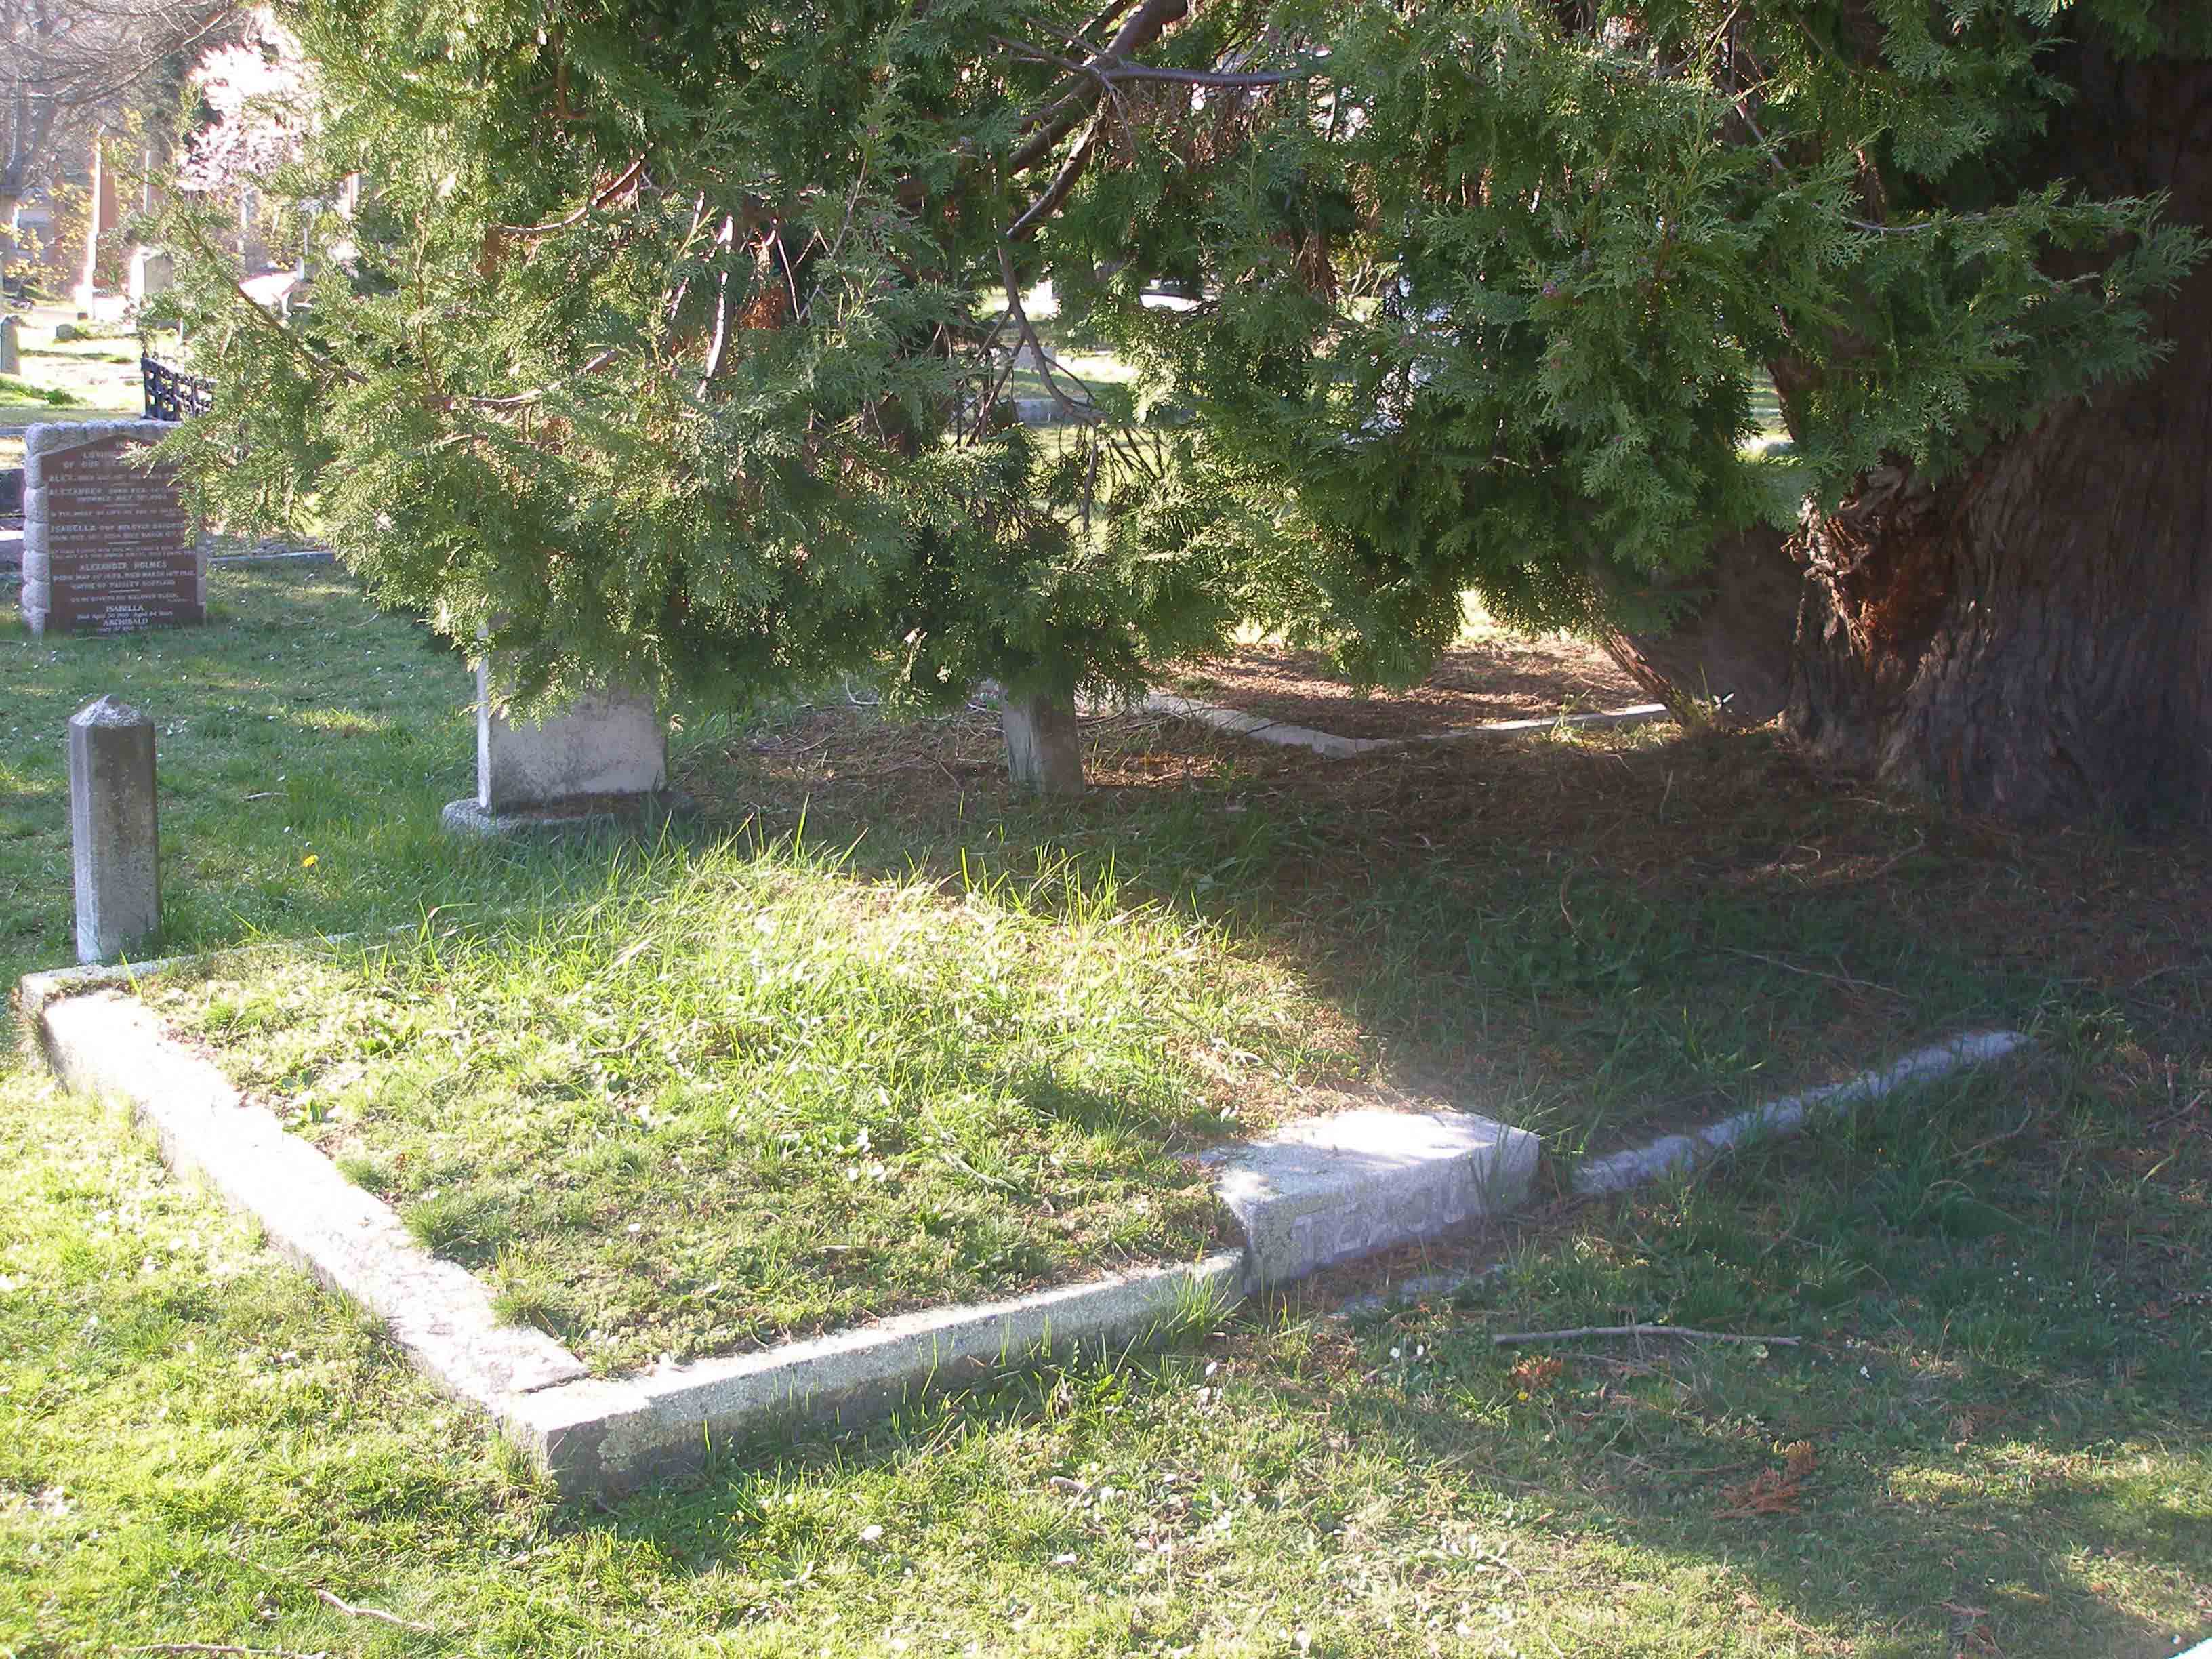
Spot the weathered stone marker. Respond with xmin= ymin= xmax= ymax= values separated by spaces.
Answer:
xmin=20 ymin=420 xmax=203 ymax=636
xmin=442 ymin=661 xmax=672 ymax=836
xmin=127 ymin=248 xmax=175 ymax=304
xmin=69 ymin=695 xmax=160 ymax=964
xmin=1000 ymin=691 xmax=1085 ymax=795
xmin=0 ymin=315 xmax=18 ymax=375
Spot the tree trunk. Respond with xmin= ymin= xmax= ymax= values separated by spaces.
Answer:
xmin=1598 ymin=525 xmax=1801 ymax=729
xmin=1790 ymin=43 xmax=2212 ymax=825
xmin=1611 ymin=42 xmax=2212 ymax=825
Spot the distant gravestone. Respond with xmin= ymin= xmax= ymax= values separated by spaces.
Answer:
xmin=0 ymin=315 xmax=18 ymax=375
xmin=127 ymin=248 xmax=174 ymax=304
xmin=20 ymin=420 xmax=204 ymax=636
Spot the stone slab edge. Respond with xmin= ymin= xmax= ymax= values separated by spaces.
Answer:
xmin=1143 ymin=692 xmax=1672 ymax=758
xmin=1215 ymin=1107 xmax=1540 ymax=1288
xmin=1324 ymin=1031 xmax=2030 ymax=1322
xmin=509 ymin=1253 xmax=1244 ymax=1499
xmin=16 ymin=926 xmax=419 ymax=1018
xmin=37 ymin=991 xmax=588 ymax=1408
xmin=24 ymin=968 xmax=2028 ymax=1499
xmin=1141 ymin=693 xmax=1395 ymax=758
xmin=441 ymin=792 xmax=699 ymax=840
xmin=27 ymin=979 xmax=1248 ymax=1499
xmin=1572 ymin=1030 xmax=2030 ymax=1195
xmin=1418 ymin=703 xmax=1673 ymax=740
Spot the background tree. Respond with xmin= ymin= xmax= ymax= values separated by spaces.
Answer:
xmin=161 ymin=0 xmax=2207 ymax=818
xmin=3 ymin=0 xmax=243 ymax=280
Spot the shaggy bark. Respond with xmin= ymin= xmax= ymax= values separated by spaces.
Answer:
xmin=1614 ymin=42 xmax=2212 ymax=824
xmin=1788 ymin=45 xmax=2212 ymax=824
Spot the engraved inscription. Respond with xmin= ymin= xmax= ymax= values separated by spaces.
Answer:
xmin=35 ymin=434 xmax=202 ymax=634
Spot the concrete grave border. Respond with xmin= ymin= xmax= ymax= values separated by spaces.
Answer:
xmin=1142 ymin=691 xmax=1673 ymax=760
xmin=21 ymin=955 xmax=2024 ymax=1500
xmin=1572 ymin=1030 xmax=2030 ymax=1195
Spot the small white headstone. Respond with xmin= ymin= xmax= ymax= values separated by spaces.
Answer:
xmin=127 ymin=247 xmax=174 ymax=304
xmin=443 ymin=658 xmax=671 ymax=835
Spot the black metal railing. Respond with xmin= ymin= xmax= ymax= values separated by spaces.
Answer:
xmin=142 ymin=354 xmax=214 ymax=421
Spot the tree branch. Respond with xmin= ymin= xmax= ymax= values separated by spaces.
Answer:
xmin=1006 ymin=0 xmax=1187 ymax=175
xmin=1490 ymin=1324 xmax=1801 ymax=1347
xmin=499 ymin=153 xmax=648 ymax=237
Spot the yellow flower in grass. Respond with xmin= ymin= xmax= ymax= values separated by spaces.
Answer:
xmin=301 ymin=853 xmax=318 ymax=869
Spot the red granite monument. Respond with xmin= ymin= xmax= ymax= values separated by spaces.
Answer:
xmin=20 ymin=422 xmax=204 ymax=636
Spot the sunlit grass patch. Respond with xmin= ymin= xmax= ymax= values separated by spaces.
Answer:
xmin=148 ymin=836 xmax=1357 ymax=1372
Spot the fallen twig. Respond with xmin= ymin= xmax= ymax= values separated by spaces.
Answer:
xmin=1490 ymin=1324 xmax=1799 ymax=1347
xmin=313 ymin=1589 xmax=434 ymax=1633
xmin=1722 ymin=947 xmax=1904 ymax=1000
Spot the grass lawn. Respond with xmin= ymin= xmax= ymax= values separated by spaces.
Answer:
xmin=3 ymin=1023 xmax=2206 ymax=1656
xmin=4 ymin=564 xmax=2209 ymax=1653
xmin=1 ymin=302 xmax=169 ymax=466
xmin=15 ymin=562 xmax=2212 ymax=1374
xmin=6 ymin=565 xmax=1355 ymax=1372
xmin=144 ymin=857 xmax=1343 ymax=1372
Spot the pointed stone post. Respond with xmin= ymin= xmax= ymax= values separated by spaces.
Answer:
xmin=1000 ymin=691 xmax=1085 ymax=795
xmin=69 ymin=695 xmax=160 ymax=963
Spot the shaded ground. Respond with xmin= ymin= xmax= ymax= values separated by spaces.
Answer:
xmin=1168 ymin=632 xmax=1650 ymax=739
xmin=5 ymin=564 xmax=2210 ymax=1652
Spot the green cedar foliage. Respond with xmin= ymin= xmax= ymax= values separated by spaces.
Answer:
xmin=161 ymin=0 xmax=2207 ymax=710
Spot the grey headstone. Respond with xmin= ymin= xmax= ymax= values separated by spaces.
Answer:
xmin=52 ymin=322 xmax=79 ymax=342
xmin=68 ymin=695 xmax=160 ymax=964
xmin=474 ymin=661 xmax=666 ymax=811
xmin=1000 ymin=692 xmax=1084 ymax=794
xmin=127 ymin=247 xmax=174 ymax=304
xmin=0 ymin=316 xmax=18 ymax=375
xmin=444 ymin=658 xmax=681 ymax=837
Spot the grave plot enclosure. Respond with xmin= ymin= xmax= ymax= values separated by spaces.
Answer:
xmin=20 ymin=421 xmax=205 ymax=636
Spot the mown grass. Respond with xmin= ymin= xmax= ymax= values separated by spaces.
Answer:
xmin=146 ymin=846 xmax=1345 ymax=1372
xmin=2 ymin=1019 xmax=2205 ymax=1656
xmin=7 ymin=563 xmax=1360 ymax=1368
xmin=1 ymin=561 xmax=483 ymax=1020
xmin=16 ymin=562 xmax=2212 ymax=1376
xmin=5 ymin=556 xmax=2211 ymax=1652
